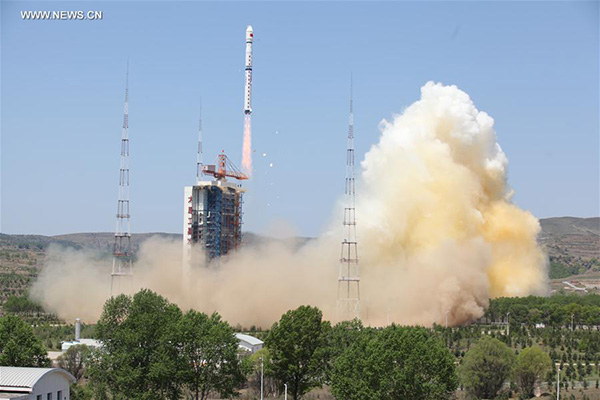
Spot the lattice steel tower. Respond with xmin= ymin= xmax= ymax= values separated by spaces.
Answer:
xmin=337 ymin=76 xmax=360 ymax=320
xmin=196 ymin=99 xmax=203 ymax=183
xmin=111 ymin=62 xmax=133 ymax=295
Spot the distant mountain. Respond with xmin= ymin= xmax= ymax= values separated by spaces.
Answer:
xmin=52 ymin=232 xmax=181 ymax=254
xmin=540 ymin=217 xmax=599 ymax=236
xmin=539 ymin=217 xmax=599 ymax=259
xmin=0 ymin=231 xmax=311 ymax=255
xmin=538 ymin=217 xmax=599 ymax=279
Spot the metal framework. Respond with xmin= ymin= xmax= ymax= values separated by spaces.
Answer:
xmin=196 ymin=99 xmax=203 ymax=184
xmin=186 ymin=183 xmax=244 ymax=260
xmin=337 ymin=76 xmax=360 ymax=320
xmin=185 ymin=110 xmax=245 ymax=261
xmin=111 ymin=62 xmax=133 ymax=295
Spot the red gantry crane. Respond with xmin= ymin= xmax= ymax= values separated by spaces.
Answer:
xmin=202 ymin=151 xmax=249 ymax=181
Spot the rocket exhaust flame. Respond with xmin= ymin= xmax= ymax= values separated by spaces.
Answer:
xmin=31 ymin=82 xmax=548 ymax=328
xmin=242 ymin=114 xmax=252 ymax=176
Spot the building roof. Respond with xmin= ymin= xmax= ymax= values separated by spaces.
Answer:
xmin=235 ymin=333 xmax=264 ymax=346
xmin=0 ymin=367 xmax=75 ymax=392
xmin=62 ymin=338 xmax=102 ymax=348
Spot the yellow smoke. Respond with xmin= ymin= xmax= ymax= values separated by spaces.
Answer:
xmin=30 ymin=82 xmax=547 ymax=327
xmin=357 ymin=82 xmax=547 ymax=325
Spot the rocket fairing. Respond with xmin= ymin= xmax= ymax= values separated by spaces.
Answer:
xmin=244 ymin=25 xmax=253 ymax=115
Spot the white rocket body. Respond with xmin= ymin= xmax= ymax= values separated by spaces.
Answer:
xmin=244 ymin=25 xmax=253 ymax=115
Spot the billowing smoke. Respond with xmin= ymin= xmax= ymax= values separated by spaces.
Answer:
xmin=31 ymin=82 xmax=547 ymax=327
xmin=31 ymin=237 xmax=338 ymax=327
xmin=358 ymin=82 xmax=547 ymax=325
xmin=242 ymin=115 xmax=252 ymax=175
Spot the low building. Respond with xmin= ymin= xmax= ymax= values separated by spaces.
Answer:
xmin=60 ymin=318 xmax=102 ymax=352
xmin=60 ymin=338 xmax=102 ymax=352
xmin=235 ymin=333 xmax=264 ymax=354
xmin=0 ymin=367 xmax=75 ymax=400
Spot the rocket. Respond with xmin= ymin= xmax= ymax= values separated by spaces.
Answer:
xmin=244 ymin=25 xmax=253 ymax=115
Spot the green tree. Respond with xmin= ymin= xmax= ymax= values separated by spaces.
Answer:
xmin=89 ymin=289 xmax=182 ymax=400
xmin=514 ymin=346 xmax=552 ymax=399
xmin=331 ymin=325 xmax=457 ymax=400
xmin=57 ymin=344 xmax=91 ymax=381
xmin=265 ymin=305 xmax=331 ymax=400
xmin=246 ymin=348 xmax=279 ymax=397
xmin=0 ymin=315 xmax=49 ymax=367
xmin=173 ymin=310 xmax=244 ymax=400
xmin=328 ymin=319 xmax=363 ymax=362
xmin=459 ymin=336 xmax=515 ymax=399
xmin=70 ymin=382 xmax=95 ymax=400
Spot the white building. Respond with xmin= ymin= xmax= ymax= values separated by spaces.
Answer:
xmin=60 ymin=319 xmax=102 ymax=352
xmin=60 ymin=338 xmax=102 ymax=352
xmin=235 ymin=333 xmax=264 ymax=354
xmin=0 ymin=367 xmax=75 ymax=400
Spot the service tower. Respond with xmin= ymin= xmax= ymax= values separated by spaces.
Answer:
xmin=183 ymin=26 xmax=253 ymax=269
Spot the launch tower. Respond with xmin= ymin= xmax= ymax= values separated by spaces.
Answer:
xmin=111 ymin=63 xmax=133 ymax=295
xmin=183 ymin=26 xmax=253 ymax=266
xmin=337 ymin=77 xmax=360 ymax=320
xmin=183 ymin=151 xmax=247 ymax=262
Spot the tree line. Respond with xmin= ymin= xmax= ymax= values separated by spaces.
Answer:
xmin=3 ymin=294 xmax=44 ymax=314
xmin=485 ymin=294 xmax=600 ymax=327
xmin=3 ymin=290 xmax=600 ymax=399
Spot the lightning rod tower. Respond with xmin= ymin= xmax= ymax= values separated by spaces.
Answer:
xmin=111 ymin=62 xmax=133 ymax=295
xmin=337 ymin=75 xmax=360 ymax=320
xmin=196 ymin=98 xmax=203 ymax=183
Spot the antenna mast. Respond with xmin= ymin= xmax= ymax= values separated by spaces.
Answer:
xmin=337 ymin=74 xmax=360 ymax=321
xmin=196 ymin=98 xmax=203 ymax=183
xmin=111 ymin=61 xmax=133 ymax=295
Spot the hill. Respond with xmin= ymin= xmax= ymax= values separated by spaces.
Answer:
xmin=538 ymin=217 xmax=600 ymax=279
xmin=539 ymin=217 xmax=599 ymax=236
xmin=52 ymin=232 xmax=181 ymax=253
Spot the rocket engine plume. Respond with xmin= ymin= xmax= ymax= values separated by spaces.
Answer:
xmin=31 ymin=82 xmax=548 ymax=328
xmin=242 ymin=114 xmax=252 ymax=175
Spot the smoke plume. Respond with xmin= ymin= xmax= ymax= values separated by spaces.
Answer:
xmin=31 ymin=82 xmax=547 ymax=327
xmin=357 ymin=82 xmax=547 ymax=325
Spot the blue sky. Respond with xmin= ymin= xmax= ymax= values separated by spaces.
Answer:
xmin=1 ymin=1 xmax=598 ymax=237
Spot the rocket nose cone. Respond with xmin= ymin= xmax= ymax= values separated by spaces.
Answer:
xmin=246 ymin=25 xmax=253 ymax=33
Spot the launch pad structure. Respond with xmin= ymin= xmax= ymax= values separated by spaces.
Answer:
xmin=183 ymin=25 xmax=254 ymax=268
xmin=183 ymin=153 xmax=247 ymax=261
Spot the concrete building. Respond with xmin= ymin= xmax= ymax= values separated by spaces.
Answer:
xmin=235 ymin=333 xmax=264 ymax=354
xmin=0 ymin=367 xmax=75 ymax=400
xmin=183 ymin=179 xmax=245 ymax=262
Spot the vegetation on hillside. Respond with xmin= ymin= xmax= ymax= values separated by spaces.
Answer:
xmin=484 ymin=294 xmax=600 ymax=326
